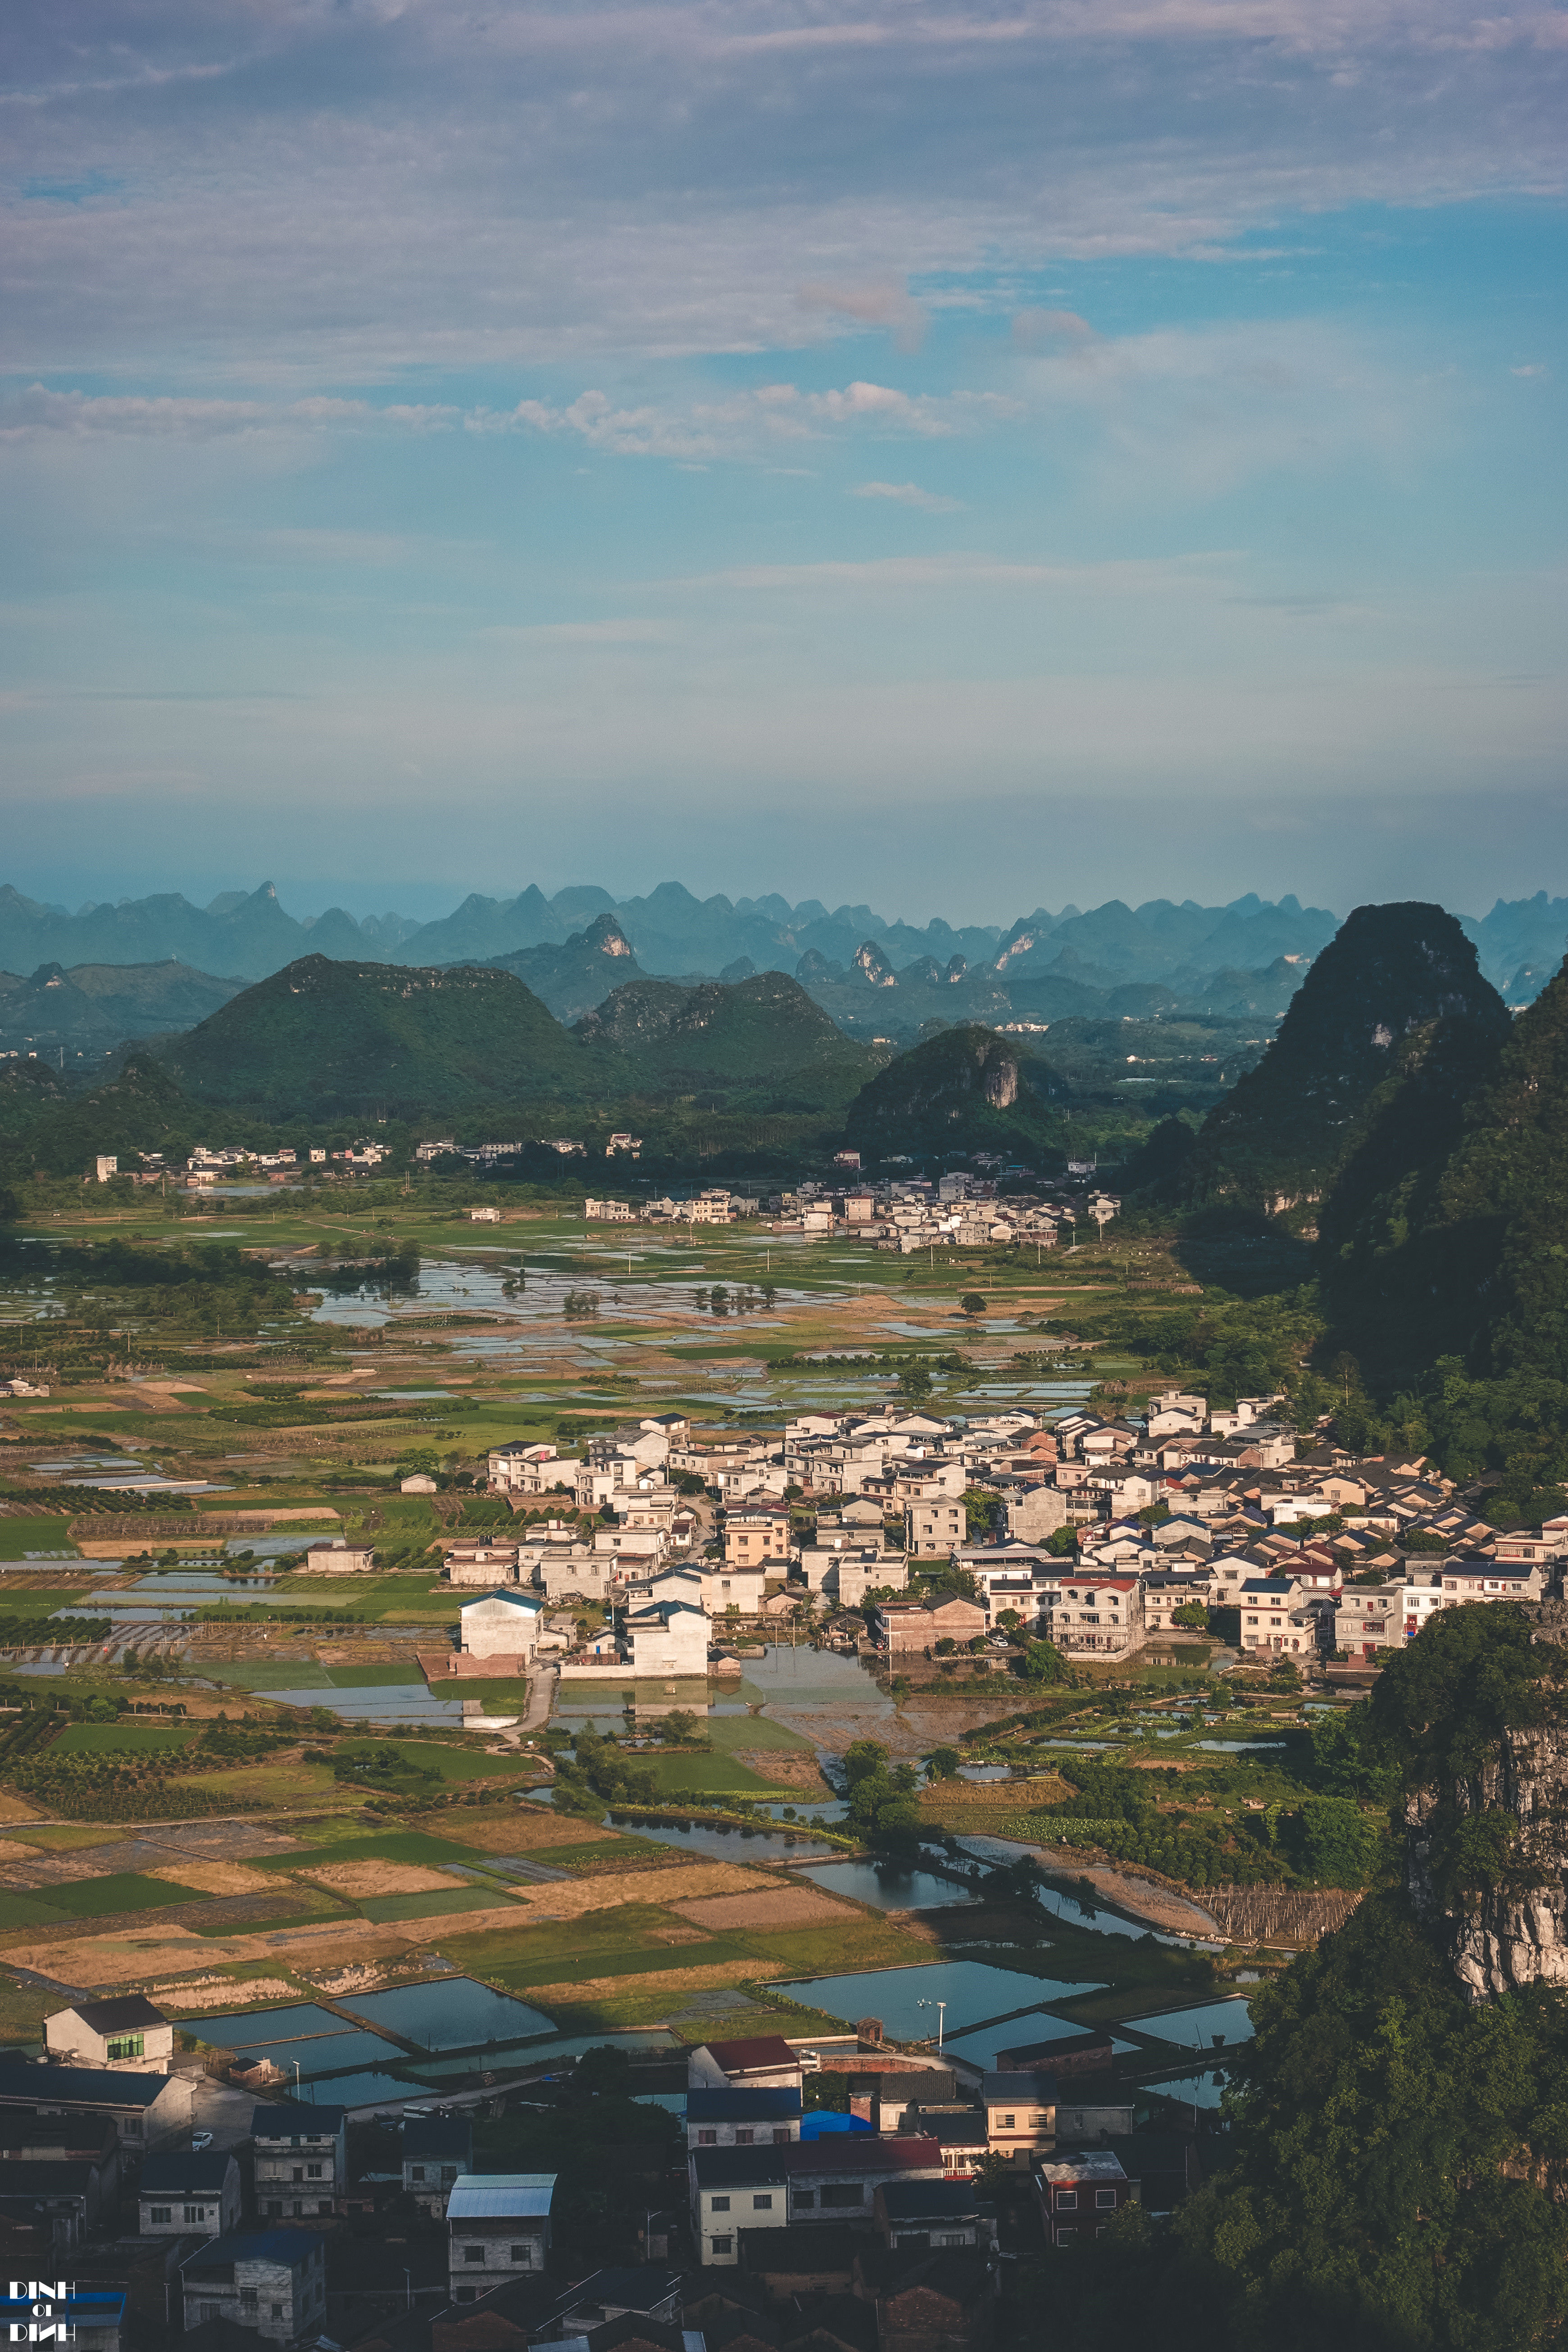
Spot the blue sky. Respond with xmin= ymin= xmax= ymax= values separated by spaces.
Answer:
xmin=3 ymin=0 xmax=1566 ymax=924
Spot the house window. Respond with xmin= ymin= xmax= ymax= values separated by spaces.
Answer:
xmin=463 ymin=2246 xmax=485 ymax=2264
xmin=794 ymin=2189 xmax=816 ymax=2208
xmin=999 ymin=2114 xmax=1016 ymax=2130
xmin=106 ymin=2033 xmax=144 ymax=2061
xmin=509 ymin=2246 xmax=532 ymax=2265
xmin=710 ymin=2237 xmax=733 ymax=2256
xmin=150 ymin=2206 xmax=172 ymax=2225
xmin=735 ymin=2130 xmax=753 ymax=2146
xmin=306 ymin=2164 xmax=323 ymax=2179
xmin=240 ymin=2290 xmax=257 ymax=2311
xmin=753 ymin=2194 xmax=773 ymax=2211
xmin=773 ymin=2129 xmax=791 ymax=2145
xmin=1096 ymin=2188 xmax=1118 ymax=2208
xmin=184 ymin=2206 xmax=206 ymax=2225
xmin=1056 ymin=2190 xmax=1078 ymax=2210
xmin=697 ymin=2129 xmax=717 ymax=2146
xmin=821 ymin=2184 xmax=863 ymax=2207
xmin=270 ymin=2307 xmax=283 ymax=2322
xmin=710 ymin=2197 xmax=730 ymax=2214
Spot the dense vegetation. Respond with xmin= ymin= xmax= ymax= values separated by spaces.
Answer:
xmin=1029 ymin=1610 xmax=1568 ymax=2351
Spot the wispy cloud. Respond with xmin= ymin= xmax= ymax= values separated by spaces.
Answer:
xmin=850 ymin=481 xmax=965 ymax=511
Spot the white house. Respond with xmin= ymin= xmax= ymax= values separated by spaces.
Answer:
xmin=445 ymin=1542 xmax=524 ymax=1588
xmin=45 ymin=1996 xmax=173 ymax=2074
xmin=625 ymin=1597 xmax=710 ymax=1676
xmin=252 ymin=2102 xmax=346 ymax=2221
xmin=459 ymin=1588 xmax=545 ymax=1660
xmin=140 ymin=2149 xmax=242 ymax=2241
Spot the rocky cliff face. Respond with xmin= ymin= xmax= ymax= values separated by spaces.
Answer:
xmin=1407 ymin=1706 xmax=1568 ymax=2001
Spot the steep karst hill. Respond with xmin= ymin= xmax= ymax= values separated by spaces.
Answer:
xmin=473 ymin=913 xmax=645 ymax=1024
xmin=157 ymin=954 xmax=596 ymax=1115
xmin=841 ymin=1022 xmax=1070 ymax=1156
xmin=1320 ymin=950 xmax=1568 ymax=1382
xmin=1175 ymin=902 xmax=1508 ymax=1221
xmin=574 ymin=970 xmax=880 ymax=1106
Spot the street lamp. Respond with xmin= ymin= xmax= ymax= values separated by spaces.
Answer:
xmin=917 ymin=1998 xmax=946 ymax=2051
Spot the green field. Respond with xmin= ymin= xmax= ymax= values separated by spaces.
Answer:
xmin=0 ymin=1871 xmax=201 ymax=1928
xmin=54 ymin=1723 xmax=201 ymax=1753
xmin=0 ymin=1519 xmax=78 ymax=1560
xmin=334 ymin=1738 xmax=529 ymax=1784
xmin=256 ymin=1827 xmax=488 ymax=1872
xmin=644 ymin=1751 xmax=800 ymax=1795
xmin=356 ymin=1886 xmax=515 ymax=1923
xmin=325 ymin=1662 xmax=426 ymax=1688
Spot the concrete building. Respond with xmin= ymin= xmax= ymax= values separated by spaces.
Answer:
xmin=1035 ymin=2151 xmax=1135 ymax=2244
xmin=0 ymin=2064 xmax=182 ymax=2154
xmin=459 ymin=1587 xmax=544 ymax=1660
xmin=181 ymin=2230 xmax=327 ymax=2343
xmin=686 ymin=2088 xmax=802 ymax=2150
xmin=1037 ymin=1574 xmax=1146 ymax=1662
xmin=140 ymin=2147 xmax=241 ymax=2240
xmin=875 ymin=1593 xmax=988 ymax=1657
xmin=624 ymin=1597 xmax=709 ymax=1676
xmin=980 ymin=2072 xmax=1056 ymax=2167
xmin=445 ymin=1543 xmax=525 ymax=1588
xmin=252 ymin=2102 xmax=346 ymax=2221
xmin=687 ymin=2037 xmax=804 ymax=2093
xmin=404 ymin=2114 xmax=473 ymax=2217
xmin=447 ymin=2173 xmax=556 ymax=2302
xmin=689 ymin=2138 xmax=944 ymax=2266
xmin=44 ymin=1995 xmax=172 ymax=2074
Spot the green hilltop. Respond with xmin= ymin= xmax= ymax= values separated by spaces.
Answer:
xmin=157 ymin=953 xmax=601 ymax=1116
xmin=574 ymin=970 xmax=885 ymax=1107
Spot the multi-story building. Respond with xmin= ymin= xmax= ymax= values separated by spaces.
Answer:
xmin=181 ymin=2230 xmax=327 ymax=2343
xmin=403 ymin=2115 xmax=473 ymax=2217
xmin=447 ymin=2173 xmax=556 ymax=2302
xmin=251 ymin=2102 xmax=346 ymax=2221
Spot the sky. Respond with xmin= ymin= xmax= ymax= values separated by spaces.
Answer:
xmin=3 ymin=0 xmax=1567 ymax=926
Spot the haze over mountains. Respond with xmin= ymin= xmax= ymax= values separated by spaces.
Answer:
xmin=4 ymin=878 xmax=1565 ymax=1006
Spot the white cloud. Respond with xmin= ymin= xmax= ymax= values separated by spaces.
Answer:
xmin=850 ymin=480 xmax=965 ymax=511
xmin=0 ymin=386 xmax=459 ymax=441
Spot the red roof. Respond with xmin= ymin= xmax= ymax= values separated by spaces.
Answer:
xmin=704 ymin=2036 xmax=799 ymax=2072
xmin=783 ymin=2137 xmax=942 ymax=2177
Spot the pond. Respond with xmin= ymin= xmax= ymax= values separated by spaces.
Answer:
xmin=194 ymin=2003 xmax=345 ymax=2046
xmin=1195 ymin=1741 xmax=1289 ymax=1753
xmin=262 ymin=1687 xmax=469 ymax=1724
xmin=1120 ymin=1997 xmax=1254 ymax=2048
xmin=618 ymin=1819 xmax=843 ymax=1864
xmin=947 ymin=1837 xmax=1226 ymax=1952
xmin=795 ymin=1861 xmax=978 ymax=1912
xmin=1136 ymin=2065 xmax=1232 ymax=2111
xmin=338 ymin=1977 xmax=554 ymax=2050
xmin=296 ymin=2068 xmax=422 ymax=2111
xmin=403 ymin=2029 xmax=676 ymax=2077
xmin=772 ymin=1960 xmax=1103 ymax=2042
xmin=229 ymin=2027 xmax=405 ymax=2079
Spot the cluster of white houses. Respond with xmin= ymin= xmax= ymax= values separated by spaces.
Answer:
xmin=443 ymin=1389 xmax=1568 ymax=1678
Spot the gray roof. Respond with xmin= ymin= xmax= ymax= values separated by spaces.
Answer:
xmin=981 ymin=2071 xmax=1056 ymax=2103
xmin=0 ymin=2062 xmax=171 ymax=2111
xmin=64 ymin=1995 xmax=168 ymax=2036
xmin=251 ymin=2103 xmax=345 ymax=2139
xmin=141 ymin=2150 xmax=235 ymax=2196
xmin=182 ymin=2229 xmax=323 ymax=2275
